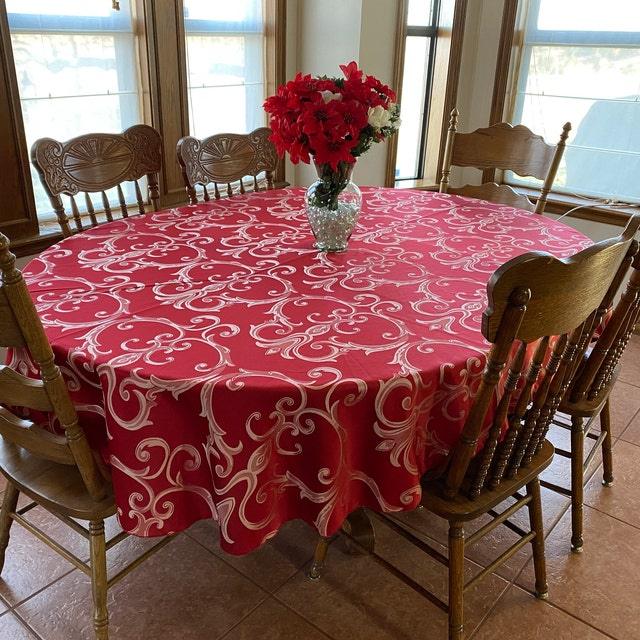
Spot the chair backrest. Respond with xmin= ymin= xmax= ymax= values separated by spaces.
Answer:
xmin=0 ymin=233 xmax=107 ymax=502
xmin=176 ymin=127 xmax=279 ymax=204
xmin=566 ymin=238 xmax=640 ymax=407
xmin=439 ymin=109 xmax=570 ymax=214
xmin=31 ymin=124 xmax=163 ymax=238
xmin=443 ymin=214 xmax=640 ymax=499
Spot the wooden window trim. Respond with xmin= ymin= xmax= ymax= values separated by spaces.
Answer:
xmin=387 ymin=0 xmax=468 ymax=189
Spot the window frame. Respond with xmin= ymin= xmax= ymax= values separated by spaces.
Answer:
xmin=0 ymin=0 xmax=282 ymax=252
xmin=394 ymin=0 xmax=441 ymax=183
xmin=6 ymin=0 xmax=146 ymax=222
xmin=506 ymin=0 xmax=640 ymax=204
xmin=388 ymin=0 xmax=469 ymax=190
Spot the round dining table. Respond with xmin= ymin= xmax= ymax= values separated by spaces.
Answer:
xmin=13 ymin=186 xmax=590 ymax=554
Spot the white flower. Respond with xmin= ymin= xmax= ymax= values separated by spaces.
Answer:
xmin=320 ymin=90 xmax=342 ymax=103
xmin=367 ymin=105 xmax=392 ymax=129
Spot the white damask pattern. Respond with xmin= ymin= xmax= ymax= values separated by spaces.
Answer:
xmin=15 ymin=187 xmax=590 ymax=554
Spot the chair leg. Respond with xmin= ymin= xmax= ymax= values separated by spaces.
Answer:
xmin=0 ymin=481 xmax=19 ymax=573
xmin=600 ymin=398 xmax=614 ymax=487
xmin=526 ymin=478 xmax=548 ymax=599
xmin=571 ymin=415 xmax=584 ymax=552
xmin=89 ymin=520 xmax=109 ymax=640
xmin=448 ymin=521 xmax=465 ymax=640
xmin=308 ymin=536 xmax=330 ymax=581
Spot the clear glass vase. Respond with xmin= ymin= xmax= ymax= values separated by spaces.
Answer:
xmin=304 ymin=160 xmax=362 ymax=252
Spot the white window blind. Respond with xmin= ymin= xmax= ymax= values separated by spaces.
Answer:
xmin=6 ymin=0 xmax=143 ymax=221
xmin=510 ymin=0 xmax=640 ymax=203
xmin=183 ymin=0 xmax=266 ymax=139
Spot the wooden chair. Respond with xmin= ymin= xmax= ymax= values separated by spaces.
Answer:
xmin=0 ymin=233 xmax=171 ymax=640
xmin=309 ymin=215 xmax=640 ymax=640
xmin=544 ymin=237 xmax=640 ymax=552
xmin=176 ymin=127 xmax=282 ymax=204
xmin=31 ymin=124 xmax=162 ymax=238
xmin=439 ymin=109 xmax=570 ymax=214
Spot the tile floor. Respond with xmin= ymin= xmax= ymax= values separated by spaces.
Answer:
xmin=0 ymin=337 xmax=639 ymax=639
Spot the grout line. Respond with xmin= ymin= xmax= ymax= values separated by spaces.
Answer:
xmin=3 ymin=567 xmax=76 ymax=613
xmin=214 ymin=594 xmax=272 ymax=640
xmin=3 ymin=608 xmax=44 ymax=640
xmin=183 ymin=526 xmax=313 ymax=598
xmin=615 ymin=404 xmax=640 ymax=441
xmin=271 ymin=569 xmax=341 ymax=640
xmin=504 ymin=504 xmax=623 ymax=640
xmin=583 ymin=502 xmax=640 ymax=532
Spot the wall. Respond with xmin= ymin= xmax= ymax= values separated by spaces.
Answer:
xmin=284 ymin=0 xmax=398 ymax=188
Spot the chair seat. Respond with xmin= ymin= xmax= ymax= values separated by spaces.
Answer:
xmin=0 ymin=440 xmax=116 ymax=521
xmin=420 ymin=439 xmax=555 ymax=521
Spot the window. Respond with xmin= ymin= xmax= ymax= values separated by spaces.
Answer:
xmin=183 ymin=0 xmax=266 ymax=139
xmin=6 ymin=0 xmax=143 ymax=220
xmin=510 ymin=0 xmax=640 ymax=202
xmin=395 ymin=0 xmax=440 ymax=182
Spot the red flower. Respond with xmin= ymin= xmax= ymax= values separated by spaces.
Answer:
xmin=312 ymin=135 xmax=358 ymax=171
xmin=300 ymin=94 xmax=342 ymax=137
xmin=334 ymin=99 xmax=368 ymax=139
xmin=264 ymin=61 xmax=398 ymax=167
xmin=339 ymin=60 xmax=363 ymax=81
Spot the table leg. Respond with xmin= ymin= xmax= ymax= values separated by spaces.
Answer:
xmin=343 ymin=509 xmax=375 ymax=555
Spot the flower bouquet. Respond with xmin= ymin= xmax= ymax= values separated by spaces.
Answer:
xmin=264 ymin=61 xmax=400 ymax=251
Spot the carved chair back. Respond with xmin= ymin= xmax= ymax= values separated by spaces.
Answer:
xmin=31 ymin=125 xmax=162 ymax=238
xmin=176 ymin=127 xmax=279 ymax=204
xmin=564 ymin=239 xmax=640 ymax=409
xmin=0 ymin=233 xmax=107 ymax=502
xmin=444 ymin=215 xmax=640 ymax=499
xmin=439 ymin=109 xmax=570 ymax=214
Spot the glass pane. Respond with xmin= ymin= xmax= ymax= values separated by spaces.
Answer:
xmin=6 ymin=0 xmax=114 ymax=18
xmin=189 ymin=85 xmax=265 ymax=139
xmin=183 ymin=0 xmax=262 ymax=30
xmin=407 ymin=0 xmax=434 ymax=27
xmin=523 ymin=46 xmax=640 ymax=100
xmin=6 ymin=0 xmax=132 ymax=31
xmin=395 ymin=36 xmax=430 ymax=180
xmin=22 ymin=94 xmax=142 ymax=214
xmin=184 ymin=4 xmax=265 ymax=138
xmin=513 ymin=92 xmax=640 ymax=201
xmin=536 ymin=0 xmax=640 ymax=33
xmin=7 ymin=1 xmax=142 ymax=221
xmin=11 ymin=33 xmax=138 ymax=99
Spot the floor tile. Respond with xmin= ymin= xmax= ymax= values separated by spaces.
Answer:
xmin=0 ymin=508 xmax=82 ymax=606
xmin=187 ymin=518 xmax=316 ymax=592
xmin=584 ymin=439 xmax=640 ymax=530
xmin=619 ymin=335 xmax=640 ymax=387
xmin=620 ymin=408 xmax=640 ymax=446
xmin=276 ymin=521 xmax=509 ymax=640
xmin=222 ymin=598 xmax=330 ymax=640
xmin=517 ymin=506 xmax=640 ymax=639
xmin=18 ymin=535 xmax=267 ymax=640
xmin=471 ymin=584 xmax=609 ymax=639
xmin=607 ymin=381 xmax=640 ymax=436
xmin=0 ymin=612 xmax=39 ymax=640
xmin=395 ymin=486 xmax=569 ymax=582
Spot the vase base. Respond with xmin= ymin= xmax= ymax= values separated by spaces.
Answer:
xmin=314 ymin=243 xmax=348 ymax=253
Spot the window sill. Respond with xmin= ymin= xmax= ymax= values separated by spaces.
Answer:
xmin=513 ymin=186 xmax=638 ymax=228
xmin=393 ymin=181 xmax=638 ymax=228
xmin=394 ymin=179 xmax=438 ymax=190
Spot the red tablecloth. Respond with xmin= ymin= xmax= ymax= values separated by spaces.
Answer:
xmin=12 ymin=187 xmax=590 ymax=554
